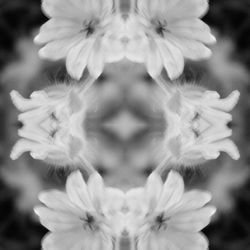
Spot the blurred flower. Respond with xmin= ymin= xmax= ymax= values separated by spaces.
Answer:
xmin=10 ymin=84 xmax=96 ymax=170
xmin=126 ymin=171 xmax=216 ymax=250
xmin=35 ymin=0 xmax=125 ymax=80
xmin=126 ymin=0 xmax=216 ymax=79
xmin=34 ymin=171 xmax=125 ymax=250
xmin=153 ymin=85 xmax=240 ymax=166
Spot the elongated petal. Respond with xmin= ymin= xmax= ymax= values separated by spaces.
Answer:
xmin=39 ymin=190 xmax=83 ymax=215
xmin=156 ymin=39 xmax=184 ymax=80
xmin=165 ymin=230 xmax=208 ymax=250
xmin=66 ymin=39 xmax=94 ymax=80
xmin=145 ymin=172 xmax=163 ymax=212
xmin=39 ymin=36 xmax=82 ymax=60
xmin=167 ymin=190 xmax=212 ymax=215
xmin=168 ymin=18 xmax=216 ymax=44
xmin=35 ymin=18 xmax=81 ymax=44
xmin=156 ymin=171 xmax=184 ymax=211
xmin=167 ymin=35 xmax=212 ymax=60
xmin=169 ymin=206 xmax=216 ymax=232
xmin=34 ymin=206 xmax=81 ymax=232
xmin=166 ymin=0 xmax=209 ymax=20
xmin=66 ymin=171 xmax=94 ymax=211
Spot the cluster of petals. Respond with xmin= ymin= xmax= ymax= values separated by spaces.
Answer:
xmin=35 ymin=170 xmax=215 ymax=250
xmin=10 ymin=84 xmax=95 ymax=168
xmin=35 ymin=0 xmax=215 ymax=80
xmin=153 ymin=85 xmax=240 ymax=166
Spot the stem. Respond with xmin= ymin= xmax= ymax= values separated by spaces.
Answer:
xmin=130 ymin=237 xmax=136 ymax=250
xmin=154 ymin=75 xmax=173 ymax=96
xmin=114 ymin=0 xmax=120 ymax=13
xmin=79 ymin=74 xmax=96 ymax=96
xmin=79 ymin=156 xmax=96 ymax=177
xmin=130 ymin=0 xmax=136 ymax=12
xmin=114 ymin=237 xmax=120 ymax=250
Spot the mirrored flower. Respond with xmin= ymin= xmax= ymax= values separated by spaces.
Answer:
xmin=126 ymin=171 xmax=216 ymax=250
xmin=153 ymin=85 xmax=240 ymax=167
xmin=126 ymin=0 xmax=216 ymax=79
xmin=10 ymin=84 xmax=96 ymax=170
xmin=34 ymin=170 xmax=125 ymax=250
xmin=35 ymin=0 xmax=125 ymax=80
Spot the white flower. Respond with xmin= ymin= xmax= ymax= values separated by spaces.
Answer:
xmin=153 ymin=86 xmax=240 ymax=166
xmin=10 ymin=84 xmax=96 ymax=170
xmin=126 ymin=171 xmax=216 ymax=250
xmin=126 ymin=0 xmax=216 ymax=79
xmin=35 ymin=0 xmax=125 ymax=80
xmin=34 ymin=171 xmax=125 ymax=250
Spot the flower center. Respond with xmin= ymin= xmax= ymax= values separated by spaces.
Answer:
xmin=151 ymin=213 xmax=169 ymax=231
xmin=82 ymin=212 xmax=99 ymax=231
xmin=151 ymin=19 xmax=168 ymax=37
xmin=82 ymin=19 xmax=100 ymax=37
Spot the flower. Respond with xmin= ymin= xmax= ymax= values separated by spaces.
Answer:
xmin=153 ymin=85 xmax=240 ymax=166
xmin=126 ymin=0 xmax=216 ymax=79
xmin=126 ymin=171 xmax=216 ymax=250
xmin=34 ymin=170 xmax=125 ymax=250
xmin=10 ymin=84 xmax=96 ymax=170
xmin=35 ymin=0 xmax=125 ymax=80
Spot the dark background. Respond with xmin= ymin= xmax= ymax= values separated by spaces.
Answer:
xmin=0 ymin=0 xmax=250 ymax=249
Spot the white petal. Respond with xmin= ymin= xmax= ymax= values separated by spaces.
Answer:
xmin=66 ymin=39 xmax=94 ymax=80
xmin=39 ymin=35 xmax=82 ymax=60
xmin=156 ymin=39 xmax=184 ymax=80
xmin=166 ymin=0 xmax=209 ymax=20
xmin=145 ymin=172 xmax=163 ymax=211
xmin=39 ymin=190 xmax=83 ymax=215
xmin=66 ymin=171 xmax=94 ymax=211
xmin=34 ymin=18 xmax=81 ymax=44
xmin=87 ymin=172 xmax=105 ymax=211
xmin=42 ymin=230 xmax=89 ymax=250
xmin=165 ymin=230 xmax=208 ymax=250
xmin=146 ymin=39 xmax=163 ymax=78
xmin=34 ymin=206 xmax=81 ymax=232
xmin=168 ymin=18 xmax=216 ymax=44
xmin=87 ymin=39 xmax=105 ymax=78
xmin=42 ymin=0 xmax=86 ymax=19
xmin=156 ymin=171 xmax=184 ymax=211
xmin=169 ymin=206 xmax=216 ymax=232
xmin=167 ymin=34 xmax=212 ymax=60
xmin=167 ymin=190 xmax=212 ymax=215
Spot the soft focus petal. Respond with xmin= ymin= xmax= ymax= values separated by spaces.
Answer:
xmin=66 ymin=39 xmax=94 ymax=80
xmin=169 ymin=206 xmax=216 ymax=232
xmin=156 ymin=171 xmax=184 ymax=211
xmin=156 ymin=39 xmax=184 ymax=79
xmin=66 ymin=171 xmax=94 ymax=211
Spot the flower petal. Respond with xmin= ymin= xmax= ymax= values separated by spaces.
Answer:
xmin=166 ymin=0 xmax=209 ymax=20
xmin=168 ymin=18 xmax=216 ymax=44
xmin=156 ymin=171 xmax=184 ymax=211
xmin=66 ymin=171 xmax=94 ymax=211
xmin=34 ymin=206 xmax=81 ymax=232
xmin=39 ymin=35 xmax=82 ymax=61
xmin=66 ymin=39 xmax=94 ymax=80
xmin=156 ymin=39 xmax=184 ymax=80
xmin=34 ymin=18 xmax=81 ymax=44
xmin=167 ymin=34 xmax=212 ymax=60
xmin=169 ymin=206 xmax=216 ymax=232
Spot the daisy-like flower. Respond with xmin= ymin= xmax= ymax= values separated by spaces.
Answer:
xmin=35 ymin=0 xmax=125 ymax=80
xmin=153 ymin=85 xmax=240 ymax=167
xmin=34 ymin=170 xmax=125 ymax=250
xmin=10 ymin=84 xmax=96 ymax=170
xmin=126 ymin=0 xmax=216 ymax=79
xmin=126 ymin=171 xmax=216 ymax=250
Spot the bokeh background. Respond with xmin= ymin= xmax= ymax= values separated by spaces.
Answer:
xmin=0 ymin=0 xmax=250 ymax=249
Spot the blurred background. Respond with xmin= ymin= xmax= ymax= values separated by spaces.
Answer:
xmin=0 ymin=0 xmax=250 ymax=249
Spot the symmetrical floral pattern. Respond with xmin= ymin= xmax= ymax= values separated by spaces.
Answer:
xmin=9 ymin=0 xmax=241 ymax=249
